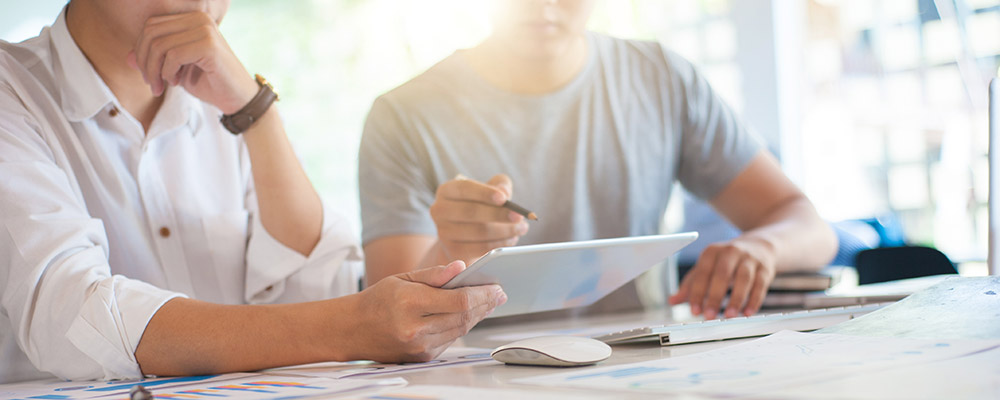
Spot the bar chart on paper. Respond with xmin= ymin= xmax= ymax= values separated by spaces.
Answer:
xmin=264 ymin=347 xmax=496 ymax=379
xmin=0 ymin=373 xmax=405 ymax=400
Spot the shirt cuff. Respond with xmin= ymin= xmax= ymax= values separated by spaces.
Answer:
xmin=244 ymin=201 xmax=363 ymax=303
xmin=67 ymin=275 xmax=186 ymax=380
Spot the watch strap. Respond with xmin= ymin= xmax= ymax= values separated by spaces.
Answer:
xmin=221 ymin=74 xmax=278 ymax=134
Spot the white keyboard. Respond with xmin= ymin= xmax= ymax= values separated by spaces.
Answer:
xmin=593 ymin=303 xmax=888 ymax=346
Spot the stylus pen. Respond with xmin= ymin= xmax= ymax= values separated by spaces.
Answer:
xmin=502 ymin=200 xmax=538 ymax=221
xmin=454 ymin=174 xmax=539 ymax=221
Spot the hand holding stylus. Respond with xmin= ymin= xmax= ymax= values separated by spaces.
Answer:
xmin=429 ymin=174 xmax=535 ymax=264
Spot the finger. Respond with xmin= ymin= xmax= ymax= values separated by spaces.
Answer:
xmin=431 ymin=198 xmax=520 ymax=224
xmin=394 ymin=286 xmax=505 ymax=361
xmin=667 ymin=269 xmax=693 ymax=305
xmin=156 ymin=28 xmax=211 ymax=87
xmin=399 ymin=260 xmax=467 ymax=288
xmin=486 ymin=174 xmax=513 ymax=200
xmin=421 ymin=292 xmax=503 ymax=335
xmin=146 ymin=28 xmax=208 ymax=94
xmin=725 ymin=260 xmax=756 ymax=318
xmin=703 ymin=251 xmax=741 ymax=320
xmin=423 ymin=319 xmax=483 ymax=350
xmin=421 ymin=291 xmax=505 ymax=350
xmin=133 ymin=18 xmax=206 ymax=95
xmin=144 ymin=12 xmax=196 ymax=25
xmin=667 ymin=287 xmax=685 ymax=305
xmin=437 ymin=179 xmax=507 ymax=206
xmin=401 ymin=339 xmax=457 ymax=364
xmin=425 ymin=340 xmax=457 ymax=360
xmin=134 ymin=14 xmax=205 ymax=94
xmin=424 ymin=284 xmax=506 ymax=315
xmin=684 ymin=249 xmax=718 ymax=316
xmin=437 ymin=220 xmax=528 ymax=243
xmin=743 ymin=268 xmax=772 ymax=316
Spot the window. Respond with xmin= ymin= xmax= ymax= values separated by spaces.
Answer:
xmin=798 ymin=0 xmax=1000 ymax=261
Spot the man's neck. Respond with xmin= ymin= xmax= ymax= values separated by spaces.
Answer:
xmin=465 ymin=35 xmax=588 ymax=95
xmin=65 ymin=2 xmax=162 ymax=132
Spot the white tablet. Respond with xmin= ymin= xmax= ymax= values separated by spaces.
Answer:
xmin=441 ymin=232 xmax=699 ymax=318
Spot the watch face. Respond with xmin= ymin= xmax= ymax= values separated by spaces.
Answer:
xmin=255 ymin=74 xmax=278 ymax=98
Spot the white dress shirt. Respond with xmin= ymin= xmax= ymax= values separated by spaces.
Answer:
xmin=0 ymin=10 xmax=363 ymax=383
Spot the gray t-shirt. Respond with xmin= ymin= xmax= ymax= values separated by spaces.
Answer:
xmin=359 ymin=32 xmax=763 ymax=247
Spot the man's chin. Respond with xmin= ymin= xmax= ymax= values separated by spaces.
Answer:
xmin=499 ymin=34 xmax=579 ymax=59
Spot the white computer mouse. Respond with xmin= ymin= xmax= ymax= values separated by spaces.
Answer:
xmin=491 ymin=335 xmax=612 ymax=367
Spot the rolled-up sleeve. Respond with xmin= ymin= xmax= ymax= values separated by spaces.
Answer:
xmin=239 ymin=141 xmax=363 ymax=304
xmin=0 ymin=96 xmax=184 ymax=381
xmin=244 ymin=201 xmax=363 ymax=304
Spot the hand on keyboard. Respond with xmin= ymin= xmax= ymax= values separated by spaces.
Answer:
xmin=668 ymin=237 xmax=778 ymax=320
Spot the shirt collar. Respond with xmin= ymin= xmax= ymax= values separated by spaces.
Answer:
xmin=49 ymin=7 xmax=116 ymax=122
xmin=49 ymin=7 xmax=200 ymax=137
xmin=149 ymin=85 xmax=202 ymax=139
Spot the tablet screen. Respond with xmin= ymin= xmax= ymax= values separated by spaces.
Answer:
xmin=441 ymin=232 xmax=698 ymax=318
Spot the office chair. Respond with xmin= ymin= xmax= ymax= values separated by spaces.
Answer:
xmin=854 ymin=246 xmax=958 ymax=285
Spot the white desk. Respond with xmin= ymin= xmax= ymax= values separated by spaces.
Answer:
xmin=396 ymin=306 xmax=755 ymax=399
xmin=351 ymin=276 xmax=1000 ymax=399
xmin=6 ymin=278 xmax=994 ymax=399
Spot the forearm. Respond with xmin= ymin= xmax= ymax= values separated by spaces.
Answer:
xmin=242 ymin=107 xmax=323 ymax=256
xmin=135 ymin=296 xmax=358 ymax=376
xmin=737 ymin=196 xmax=837 ymax=272
xmin=363 ymin=235 xmax=438 ymax=286
xmin=421 ymin=241 xmax=453 ymax=268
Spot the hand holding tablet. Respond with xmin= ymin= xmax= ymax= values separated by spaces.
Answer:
xmin=442 ymin=232 xmax=698 ymax=318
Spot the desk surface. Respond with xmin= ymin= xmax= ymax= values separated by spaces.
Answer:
xmin=6 ymin=278 xmax=996 ymax=399
xmin=397 ymin=306 xmax=752 ymax=399
xmin=364 ymin=276 xmax=1000 ymax=399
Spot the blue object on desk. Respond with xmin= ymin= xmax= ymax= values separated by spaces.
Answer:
xmin=858 ymin=214 xmax=906 ymax=248
xmin=829 ymin=221 xmax=879 ymax=267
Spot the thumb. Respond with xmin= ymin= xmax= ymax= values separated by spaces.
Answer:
xmin=487 ymin=174 xmax=513 ymax=201
xmin=400 ymin=260 xmax=466 ymax=288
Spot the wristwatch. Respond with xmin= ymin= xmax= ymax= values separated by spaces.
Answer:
xmin=220 ymin=74 xmax=278 ymax=134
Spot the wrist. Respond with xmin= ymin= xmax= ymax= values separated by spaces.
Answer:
xmin=320 ymin=294 xmax=365 ymax=361
xmin=221 ymin=74 xmax=278 ymax=134
xmin=221 ymin=76 xmax=260 ymax=115
xmin=735 ymin=233 xmax=779 ymax=266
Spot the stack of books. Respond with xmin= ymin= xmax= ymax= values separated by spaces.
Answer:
xmin=768 ymin=270 xmax=838 ymax=291
xmin=762 ymin=268 xmax=950 ymax=309
xmin=762 ymin=268 xmax=842 ymax=309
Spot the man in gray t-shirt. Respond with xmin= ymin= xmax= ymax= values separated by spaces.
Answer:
xmin=360 ymin=1 xmax=837 ymax=320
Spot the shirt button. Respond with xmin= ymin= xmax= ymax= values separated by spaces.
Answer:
xmin=109 ymin=106 xmax=120 ymax=117
xmin=159 ymin=227 xmax=171 ymax=238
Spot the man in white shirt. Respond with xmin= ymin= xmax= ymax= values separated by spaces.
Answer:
xmin=0 ymin=0 xmax=506 ymax=383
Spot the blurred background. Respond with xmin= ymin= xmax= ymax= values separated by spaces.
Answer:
xmin=4 ymin=0 xmax=999 ymax=271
